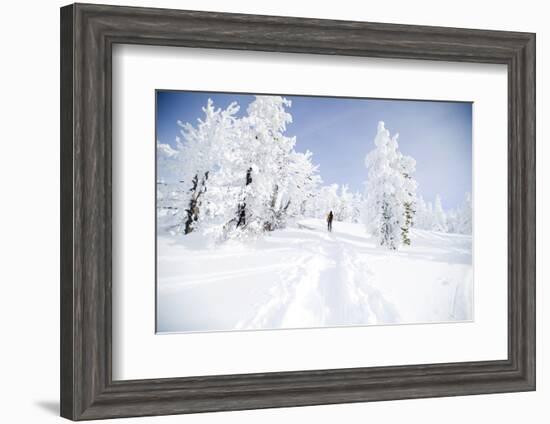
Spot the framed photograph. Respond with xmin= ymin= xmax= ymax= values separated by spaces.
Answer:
xmin=155 ymin=90 xmax=474 ymax=333
xmin=60 ymin=3 xmax=536 ymax=420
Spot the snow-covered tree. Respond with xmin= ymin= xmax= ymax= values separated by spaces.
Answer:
xmin=176 ymin=99 xmax=241 ymax=234
xmin=334 ymin=185 xmax=354 ymax=222
xmin=285 ymin=150 xmax=322 ymax=220
xmin=457 ymin=192 xmax=473 ymax=234
xmin=302 ymin=184 xmax=363 ymax=223
xmin=413 ymin=195 xmax=432 ymax=230
xmin=413 ymin=193 xmax=472 ymax=235
xmin=351 ymin=191 xmax=364 ymax=223
xmin=446 ymin=192 xmax=472 ymax=235
xmin=446 ymin=209 xmax=459 ymax=234
xmin=432 ymin=195 xmax=448 ymax=232
xmin=325 ymin=184 xmax=342 ymax=218
xmin=363 ymin=122 xmax=417 ymax=250
xmin=231 ymin=96 xmax=298 ymax=234
xmin=184 ymin=96 xmax=320 ymax=240
xmin=308 ymin=184 xmax=341 ymax=220
xmin=394 ymin=151 xmax=417 ymax=245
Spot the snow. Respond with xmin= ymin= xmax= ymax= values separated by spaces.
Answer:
xmin=157 ymin=218 xmax=473 ymax=333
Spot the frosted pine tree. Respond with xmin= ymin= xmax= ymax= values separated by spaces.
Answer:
xmin=312 ymin=184 xmax=341 ymax=220
xmin=335 ymin=185 xmax=355 ymax=222
xmin=177 ymin=99 xmax=240 ymax=235
xmin=432 ymin=195 xmax=448 ymax=232
xmin=251 ymin=97 xmax=317 ymax=231
xmin=452 ymin=192 xmax=472 ymax=234
xmin=394 ymin=148 xmax=417 ymax=245
xmin=413 ymin=195 xmax=429 ymax=230
xmin=407 ymin=193 xmax=470 ymax=234
xmin=446 ymin=209 xmax=459 ymax=233
xmin=233 ymin=96 xmax=296 ymax=233
xmin=351 ymin=191 xmax=364 ymax=223
xmin=363 ymin=122 xmax=408 ymax=250
xmin=425 ymin=201 xmax=435 ymax=230
xmin=285 ymin=150 xmax=322 ymax=221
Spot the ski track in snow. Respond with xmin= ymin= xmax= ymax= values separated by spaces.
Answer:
xmin=157 ymin=218 xmax=473 ymax=333
xmin=235 ymin=229 xmax=399 ymax=330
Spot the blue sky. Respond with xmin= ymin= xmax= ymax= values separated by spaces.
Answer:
xmin=156 ymin=91 xmax=472 ymax=209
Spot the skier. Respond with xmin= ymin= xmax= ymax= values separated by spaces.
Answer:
xmin=327 ymin=210 xmax=334 ymax=232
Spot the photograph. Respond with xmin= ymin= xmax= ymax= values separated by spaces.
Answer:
xmin=155 ymin=90 xmax=473 ymax=334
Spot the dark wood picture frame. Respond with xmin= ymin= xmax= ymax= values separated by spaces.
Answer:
xmin=60 ymin=3 xmax=536 ymax=420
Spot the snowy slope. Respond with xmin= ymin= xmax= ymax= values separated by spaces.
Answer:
xmin=157 ymin=219 xmax=473 ymax=333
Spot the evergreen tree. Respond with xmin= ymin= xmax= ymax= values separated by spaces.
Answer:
xmin=394 ymin=149 xmax=417 ymax=245
xmin=458 ymin=192 xmax=473 ymax=234
xmin=413 ymin=195 xmax=430 ymax=230
xmin=284 ymin=150 xmax=322 ymax=222
xmin=363 ymin=122 xmax=413 ymax=250
xmin=446 ymin=209 xmax=459 ymax=234
xmin=336 ymin=185 xmax=355 ymax=222
xmin=432 ymin=195 xmax=448 ymax=232
xmin=363 ymin=122 xmax=419 ymax=249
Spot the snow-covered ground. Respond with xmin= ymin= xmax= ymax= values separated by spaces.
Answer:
xmin=157 ymin=219 xmax=473 ymax=333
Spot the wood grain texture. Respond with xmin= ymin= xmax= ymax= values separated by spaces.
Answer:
xmin=60 ymin=4 xmax=74 ymax=419
xmin=60 ymin=3 xmax=536 ymax=420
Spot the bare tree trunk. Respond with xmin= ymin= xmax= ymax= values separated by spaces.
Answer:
xmin=263 ymin=184 xmax=279 ymax=231
xmin=184 ymin=171 xmax=209 ymax=234
xmin=236 ymin=167 xmax=253 ymax=228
